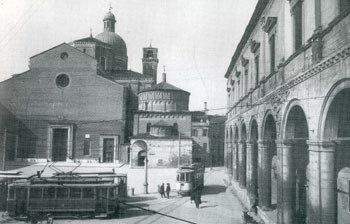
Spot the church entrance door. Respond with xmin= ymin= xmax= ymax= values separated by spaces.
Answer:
xmin=52 ymin=128 xmax=68 ymax=161
xmin=103 ymin=138 xmax=114 ymax=163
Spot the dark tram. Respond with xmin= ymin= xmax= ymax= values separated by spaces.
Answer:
xmin=7 ymin=171 xmax=127 ymax=218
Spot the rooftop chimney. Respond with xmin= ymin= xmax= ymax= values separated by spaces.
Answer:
xmin=162 ymin=72 xmax=166 ymax=82
xmin=204 ymin=102 xmax=208 ymax=114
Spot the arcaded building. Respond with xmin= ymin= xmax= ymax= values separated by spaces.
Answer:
xmin=0 ymin=9 xmax=158 ymax=169
xmin=224 ymin=0 xmax=350 ymax=223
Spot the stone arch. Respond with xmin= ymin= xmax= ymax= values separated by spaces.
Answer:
xmin=319 ymin=78 xmax=350 ymax=140
xmin=239 ymin=123 xmax=247 ymax=187
xmin=281 ymin=100 xmax=309 ymax=223
xmin=259 ymin=111 xmax=278 ymax=210
xmin=131 ymin=140 xmax=147 ymax=167
xmin=319 ymin=79 xmax=350 ymax=223
xmin=248 ymin=118 xmax=259 ymax=203
xmin=234 ymin=124 xmax=240 ymax=180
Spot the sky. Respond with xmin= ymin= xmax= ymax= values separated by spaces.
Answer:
xmin=0 ymin=0 xmax=257 ymax=115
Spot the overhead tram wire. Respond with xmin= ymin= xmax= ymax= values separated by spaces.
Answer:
xmin=0 ymin=0 xmax=47 ymax=48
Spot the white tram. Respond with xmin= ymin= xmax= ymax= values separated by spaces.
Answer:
xmin=176 ymin=163 xmax=204 ymax=195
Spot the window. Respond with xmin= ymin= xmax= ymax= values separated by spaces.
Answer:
xmin=202 ymin=129 xmax=208 ymax=137
xmin=70 ymin=188 xmax=81 ymax=199
xmin=192 ymin=129 xmax=198 ymax=137
xmin=30 ymin=188 xmax=42 ymax=199
xmin=244 ymin=65 xmax=249 ymax=94
xmin=84 ymin=135 xmax=91 ymax=156
xmin=293 ymin=1 xmax=302 ymax=50
xmin=82 ymin=188 xmax=94 ymax=199
xmin=109 ymin=188 xmax=115 ymax=199
xmin=56 ymin=74 xmax=70 ymax=88
xmin=269 ymin=34 xmax=276 ymax=73
xmin=100 ymin=56 xmax=106 ymax=69
xmin=60 ymin=52 xmax=68 ymax=60
xmin=83 ymin=48 xmax=86 ymax=53
xmin=180 ymin=173 xmax=185 ymax=181
xmin=9 ymin=188 xmax=15 ymax=199
xmin=57 ymin=188 xmax=68 ymax=199
xmin=43 ymin=187 xmax=56 ymax=199
xmin=173 ymin=123 xmax=178 ymax=135
xmin=146 ymin=123 xmax=151 ymax=133
xmin=145 ymin=102 xmax=148 ymax=111
xmin=147 ymin=50 xmax=153 ymax=58
xmin=255 ymin=55 xmax=259 ymax=86
xmin=203 ymin=143 xmax=208 ymax=151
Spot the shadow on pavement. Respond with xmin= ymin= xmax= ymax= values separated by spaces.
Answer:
xmin=202 ymin=185 xmax=226 ymax=195
xmin=200 ymin=205 xmax=218 ymax=209
xmin=126 ymin=196 xmax=158 ymax=202
xmin=119 ymin=208 xmax=153 ymax=219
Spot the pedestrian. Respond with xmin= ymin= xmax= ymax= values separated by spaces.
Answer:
xmin=46 ymin=213 xmax=53 ymax=224
xmin=160 ymin=183 xmax=165 ymax=198
xmin=166 ymin=183 xmax=171 ymax=199
xmin=194 ymin=188 xmax=201 ymax=209
xmin=190 ymin=189 xmax=195 ymax=204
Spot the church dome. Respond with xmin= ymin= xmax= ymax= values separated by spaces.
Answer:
xmin=103 ymin=11 xmax=116 ymax=22
xmin=95 ymin=9 xmax=128 ymax=70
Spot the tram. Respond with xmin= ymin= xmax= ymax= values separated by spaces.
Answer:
xmin=176 ymin=163 xmax=204 ymax=195
xmin=7 ymin=171 xmax=127 ymax=218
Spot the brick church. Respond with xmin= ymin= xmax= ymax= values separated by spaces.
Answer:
xmin=0 ymin=9 xmax=225 ymax=170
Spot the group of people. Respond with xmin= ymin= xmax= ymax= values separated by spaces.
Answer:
xmin=190 ymin=186 xmax=202 ymax=208
xmin=158 ymin=183 xmax=171 ymax=199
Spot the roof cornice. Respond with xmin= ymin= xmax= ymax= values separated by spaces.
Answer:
xmin=224 ymin=0 xmax=270 ymax=78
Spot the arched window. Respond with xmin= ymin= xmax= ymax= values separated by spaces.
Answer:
xmin=147 ymin=50 xmax=153 ymax=58
xmin=100 ymin=56 xmax=106 ymax=69
xmin=146 ymin=123 xmax=151 ymax=133
xmin=173 ymin=123 xmax=178 ymax=136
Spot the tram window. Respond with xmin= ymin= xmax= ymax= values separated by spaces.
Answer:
xmin=82 ymin=188 xmax=94 ymax=199
xmin=109 ymin=188 xmax=115 ymax=199
xmin=176 ymin=174 xmax=179 ymax=181
xmin=186 ymin=173 xmax=191 ymax=181
xmin=70 ymin=188 xmax=82 ymax=199
xmin=43 ymin=187 xmax=56 ymax=199
xmin=57 ymin=188 xmax=68 ymax=199
xmin=9 ymin=188 xmax=15 ymax=199
xmin=180 ymin=173 xmax=185 ymax=181
xmin=30 ymin=188 xmax=42 ymax=199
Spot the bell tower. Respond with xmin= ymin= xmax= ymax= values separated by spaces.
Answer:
xmin=142 ymin=43 xmax=159 ymax=84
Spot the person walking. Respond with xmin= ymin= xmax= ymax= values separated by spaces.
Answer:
xmin=194 ymin=188 xmax=201 ymax=208
xmin=160 ymin=183 xmax=165 ymax=198
xmin=166 ymin=183 xmax=171 ymax=199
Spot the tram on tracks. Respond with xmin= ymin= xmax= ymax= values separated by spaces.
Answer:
xmin=7 ymin=171 xmax=127 ymax=218
xmin=176 ymin=163 xmax=204 ymax=195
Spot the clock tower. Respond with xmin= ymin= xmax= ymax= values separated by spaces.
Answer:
xmin=142 ymin=45 xmax=159 ymax=84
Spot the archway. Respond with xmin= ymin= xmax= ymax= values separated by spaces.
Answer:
xmin=249 ymin=119 xmax=259 ymax=203
xmin=138 ymin=150 xmax=146 ymax=166
xmin=234 ymin=125 xmax=239 ymax=181
xmin=132 ymin=140 xmax=147 ymax=167
xmin=239 ymin=123 xmax=247 ymax=187
xmin=284 ymin=105 xmax=309 ymax=223
xmin=323 ymin=88 xmax=350 ymax=223
xmin=259 ymin=114 xmax=277 ymax=210
xmin=228 ymin=127 xmax=233 ymax=176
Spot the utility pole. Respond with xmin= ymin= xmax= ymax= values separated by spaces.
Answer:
xmin=144 ymin=153 xmax=148 ymax=194
xmin=178 ymin=131 xmax=181 ymax=168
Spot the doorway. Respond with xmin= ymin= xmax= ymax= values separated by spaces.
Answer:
xmin=52 ymin=128 xmax=68 ymax=161
xmin=103 ymin=138 xmax=114 ymax=163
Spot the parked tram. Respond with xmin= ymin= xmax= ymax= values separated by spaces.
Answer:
xmin=7 ymin=172 xmax=127 ymax=218
xmin=176 ymin=163 xmax=204 ymax=195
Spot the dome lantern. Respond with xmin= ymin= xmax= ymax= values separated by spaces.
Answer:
xmin=103 ymin=7 xmax=116 ymax=32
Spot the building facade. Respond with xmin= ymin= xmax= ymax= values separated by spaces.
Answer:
xmin=224 ymin=0 xmax=350 ymax=223
xmin=0 ymin=9 xmax=158 ymax=170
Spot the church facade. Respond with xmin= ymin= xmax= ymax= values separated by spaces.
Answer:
xmin=224 ymin=0 xmax=350 ymax=223
xmin=0 ymin=9 xmax=158 ymax=169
